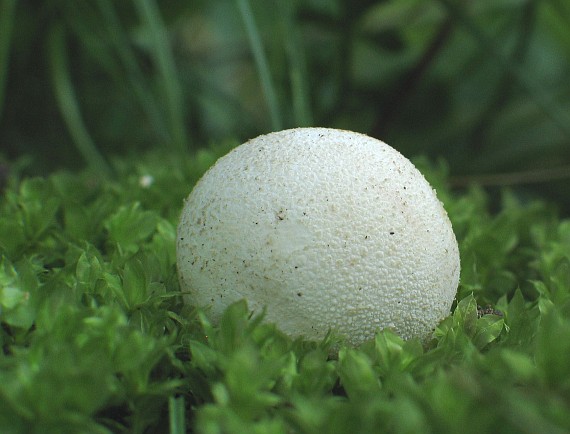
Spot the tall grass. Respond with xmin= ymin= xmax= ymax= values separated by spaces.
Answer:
xmin=437 ymin=0 xmax=570 ymax=140
xmin=96 ymin=0 xmax=171 ymax=145
xmin=0 ymin=0 xmax=17 ymax=121
xmin=279 ymin=1 xmax=313 ymax=127
xmin=0 ymin=0 xmax=569 ymax=211
xmin=134 ymin=0 xmax=189 ymax=152
xmin=48 ymin=24 xmax=112 ymax=176
xmin=235 ymin=0 xmax=283 ymax=131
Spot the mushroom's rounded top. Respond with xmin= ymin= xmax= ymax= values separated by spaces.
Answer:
xmin=177 ymin=127 xmax=460 ymax=345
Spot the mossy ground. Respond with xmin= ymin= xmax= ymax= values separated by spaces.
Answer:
xmin=1 ymin=148 xmax=569 ymax=434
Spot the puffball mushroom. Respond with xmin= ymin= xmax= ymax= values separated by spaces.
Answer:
xmin=177 ymin=128 xmax=460 ymax=346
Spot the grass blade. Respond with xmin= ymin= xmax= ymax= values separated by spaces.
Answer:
xmin=436 ymin=0 xmax=570 ymax=139
xmin=0 ymin=0 xmax=17 ymax=121
xmin=48 ymin=24 xmax=112 ymax=176
xmin=235 ymin=0 xmax=283 ymax=131
xmin=168 ymin=396 xmax=186 ymax=434
xmin=134 ymin=0 xmax=189 ymax=152
xmin=96 ymin=0 xmax=170 ymax=144
xmin=280 ymin=1 xmax=313 ymax=127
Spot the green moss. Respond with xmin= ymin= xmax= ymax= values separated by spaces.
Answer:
xmin=1 ymin=149 xmax=569 ymax=434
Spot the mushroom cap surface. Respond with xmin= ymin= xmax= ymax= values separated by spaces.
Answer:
xmin=177 ymin=128 xmax=460 ymax=345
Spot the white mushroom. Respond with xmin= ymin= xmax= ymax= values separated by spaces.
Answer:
xmin=177 ymin=128 xmax=460 ymax=345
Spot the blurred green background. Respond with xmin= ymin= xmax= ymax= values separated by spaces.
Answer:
xmin=1 ymin=0 xmax=569 ymax=212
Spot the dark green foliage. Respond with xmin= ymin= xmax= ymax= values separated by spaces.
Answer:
xmin=1 ymin=1 xmax=569 ymax=214
xmin=1 ymin=152 xmax=570 ymax=433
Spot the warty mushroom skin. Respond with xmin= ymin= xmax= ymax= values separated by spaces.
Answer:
xmin=177 ymin=128 xmax=460 ymax=346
